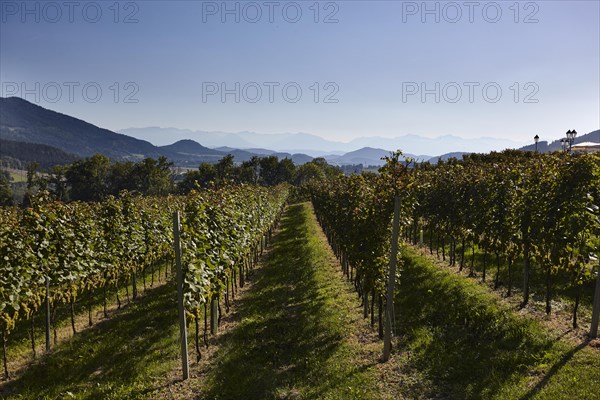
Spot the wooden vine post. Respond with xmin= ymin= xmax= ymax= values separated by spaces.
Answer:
xmin=383 ymin=195 xmax=401 ymax=362
xmin=45 ymin=276 xmax=51 ymax=352
xmin=2 ymin=326 xmax=8 ymax=379
xmin=590 ymin=259 xmax=600 ymax=339
xmin=173 ymin=211 xmax=189 ymax=380
xmin=210 ymin=297 xmax=219 ymax=334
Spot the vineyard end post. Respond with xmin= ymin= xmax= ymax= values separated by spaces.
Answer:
xmin=383 ymin=196 xmax=401 ymax=362
xmin=173 ymin=211 xmax=189 ymax=380
xmin=210 ymin=297 xmax=218 ymax=334
xmin=45 ymin=276 xmax=51 ymax=352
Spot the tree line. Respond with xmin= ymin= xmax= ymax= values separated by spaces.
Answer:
xmin=179 ymin=154 xmax=340 ymax=192
xmin=0 ymin=153 xmax=341 ymax=206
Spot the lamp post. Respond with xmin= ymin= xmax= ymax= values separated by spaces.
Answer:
xmin=534 ymin=134 xmax=539 ymax=153
xmin=570 ymin=129 xmax=577 ymax=152
xmin=560 ymin=138 xmax=567 ymax=152
xmin=565 ymin=129 xmax=578 ymax=152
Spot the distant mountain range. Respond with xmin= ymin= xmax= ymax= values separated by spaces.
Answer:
xmin=1 ymin=97 xmax=598 ymax=170
xmin=0 ymin=97 xmax=456 ymax=168
xmin=1 ymin=97 xmax=162 ymax=159
xmin=323 ymin=147 xmax=422 ymax=166
xmin=0 ymin=97 xmax=315 ymax=167
xmin=118 ymin=127 xmax=527 ymax=156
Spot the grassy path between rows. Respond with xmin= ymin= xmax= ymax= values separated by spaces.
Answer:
xmin=390 ymin=246 xmax=600 ymax=399
xmin=192 ymin=202 xmax=389 ymax=400
xmin=2 ymin=261 xmax=172 ymax=384
xmin=0 ymin=279 xmax=182 ymax=399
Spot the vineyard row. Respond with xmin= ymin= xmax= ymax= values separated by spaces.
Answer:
xmin=309 ymin=151 xmax=600 ymax=338
xmin=0 ymin=184 xmax=289 ymax=378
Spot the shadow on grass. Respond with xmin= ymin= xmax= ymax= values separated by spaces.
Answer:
xmin=5 ymin=259 xmax=172 ymax=372
xmin=395 ymin=248 xmax=558 ymax=399
xmin=198 ymin=204 xmax=348 ymax=400
xmin=419 ymin=234 xmax=595 ymax=309
xmin=0 ymin=282 xmax=180 ymax=399
xmin=519 ymin=338 xmax=590 ymax=400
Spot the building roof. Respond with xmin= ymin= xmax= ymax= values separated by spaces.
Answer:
xmin=572 ymin=142 xmax=600 ymax=152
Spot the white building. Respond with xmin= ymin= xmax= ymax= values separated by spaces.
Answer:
xmin=572 ymin=142 xmax=600 ymax=153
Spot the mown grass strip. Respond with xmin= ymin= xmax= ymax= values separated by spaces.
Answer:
xmin=417 ymin=232 xmax=595 ymax=322
xmin=2 ymin=259 xmax=172 ymax=383
xmin=198 ymin=203 xmax=386 ymax=400
xmin=394 ymin=245 xmax=600 ymax=399
xmin=0 ymin=281 xmax=182 ymax=399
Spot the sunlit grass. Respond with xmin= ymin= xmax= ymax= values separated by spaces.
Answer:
xmin=3 ymin=261 xmax=172 ymax=380
xmin=394 ymin=246 xmax=600 ymax=399
xmin=417 ymin=231 xmax=595 ymax=316
xmin=1 ymin=281 xmax=181 ymax=399
xmin=198 ymin=203 xmax=384 ymax=400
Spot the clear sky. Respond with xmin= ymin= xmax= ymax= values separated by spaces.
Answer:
xmin=1 ymin=0 xmax=599 ymax=145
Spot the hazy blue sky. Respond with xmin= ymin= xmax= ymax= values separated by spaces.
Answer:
xmin=1 ymin=0 xmax=599 ymax=145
